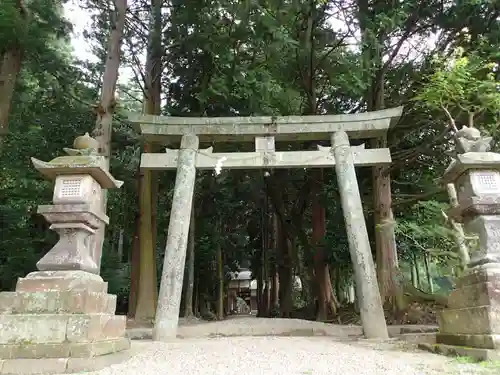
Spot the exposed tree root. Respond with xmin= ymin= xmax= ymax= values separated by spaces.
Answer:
xmin=402 ymin=281 xmax=449 ymax=307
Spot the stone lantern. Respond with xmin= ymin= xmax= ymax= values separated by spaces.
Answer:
xmin=0 ymin=134 xmax=130 ymax=374
xmin=32 ymin=132 xmax=122 ymax=273
xmin=433 ymin=126 xmax=500 ymax=360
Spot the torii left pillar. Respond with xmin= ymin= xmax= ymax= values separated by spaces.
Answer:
xmin=154 ymin=135 xmax=199 ymax=341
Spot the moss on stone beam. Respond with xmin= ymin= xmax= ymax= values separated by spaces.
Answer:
xmin=127 ymin=107 xmax=404 ymax=144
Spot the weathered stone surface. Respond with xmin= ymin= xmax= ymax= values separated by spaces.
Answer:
xmin=399 ymin=333 xmax=436 ymax=345
xmin=419 ymin=342 xmax=500 ymax=361
xmin=443 ymin=152 xmax=500 ymax=184
xmin=453 ymin=169 xmax=500 ymax=204
xmin=69 ymin=338 xmax=130 ymax=357
xmin=36 ymin=223 xmax=99 ymax=274
xmin=0 ymin=348 xmax=131 ymax=374
xmin=0 ymin=338 xmax=130 ymax=360
xmin=449 ymin=196 xmax=500 ymax=221
xmin=66 ymin=314 xmax=126 ymax=342
xmin=0 ymin=315 xmax=68 ymax=344
xmin=435 ymin=141 xmax=500 ymax=359
xmin=0 ymin=313 xmax=125 ymax=347
xmin=1 ymin=358 xmax=68 ymax=375
xmin=464 ymin=215 xmax=500 ymax=267
xmin=16 ymin=271 xmax=107 ymax=293
xmin=439 ymin=306 xmax=500 ymax=335
xmin=437 ymin=333 xmax=500 ymax=350
xmin=141 ymin=148 xmax=392 ymax=170
xmin=0 ymin=291 xmax=116 ymax=315
xmin=438 ymin=266 xmax=500 ymax=353
xmin=447 ymin=281 xmax=500 ymax=309
xmin=154 ymin=135 xmax=199 ymax=341
xmin=31 ymin=134 xmax=124 ymax=275
xmin=31 ymin=154 xmax=123 ymax=189
xmin=331 ymin=131 xmax=388 ymax=340
xmin=130 ymin=106 xmax=404 ymax=144
xmin=398 ymin=326 xmax=438 ymax=334
xmin=37 ymin=204 xmax=108 ymax=230
xmin=0 ymin=343 xmax=70 ymax=359
xmin=456 ymin=265 xmax=500 ymax=288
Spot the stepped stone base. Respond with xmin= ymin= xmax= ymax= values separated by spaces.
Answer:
xmin=0 ymin=350 xmax=131 ymax=375
xmin=437 ymin=333 xmax=500 ymax=349
xmin=0 ymin=271 xmax=130 ymax=374
xmin=435 ymin=266 xmax=500 ymax=360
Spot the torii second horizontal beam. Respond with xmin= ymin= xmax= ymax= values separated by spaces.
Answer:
xmin=140 ymin=148 xmax=391 ymax=170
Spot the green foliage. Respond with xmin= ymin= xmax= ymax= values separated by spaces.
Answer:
xmin=395 ymin=201 xmax=457 ymax=266
xmin=414 ymin=49 xmax=500 ymax=130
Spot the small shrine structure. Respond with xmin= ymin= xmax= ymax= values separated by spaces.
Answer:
xmin=128 ymin=107 xmax=404 ymax=341
xmin=226 ymin=269 xmax=302 ymax=314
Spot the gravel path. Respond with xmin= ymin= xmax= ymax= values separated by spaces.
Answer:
xmin=70 ymin=337 xmax=497 ymax=375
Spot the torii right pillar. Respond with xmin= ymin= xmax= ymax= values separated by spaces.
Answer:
xmin=332 ymin=131 xmax=388 ymax=339
xmin=434 ymin=126 xmax=500 ymax=361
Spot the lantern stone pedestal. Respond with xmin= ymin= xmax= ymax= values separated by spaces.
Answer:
xmin=422 ymin=132 xmax=500 ymax=361
xmin=0 ymin=135 xmax=131 ymax=374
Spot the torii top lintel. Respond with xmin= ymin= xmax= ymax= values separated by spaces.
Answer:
xmin=128 ymin=106 xmax=403 ymax=144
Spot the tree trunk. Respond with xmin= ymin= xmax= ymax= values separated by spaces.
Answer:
xmin=423 ymin=253 xmax=433 ymax=293
xmin=446 ymin=183 xmax=470 ymax=267
xmin=145 ymin=0 xmax=162 ymax=274
xmin=0 ymin=47 xmax=22 ymax=151
xmin=0 ymin=0 xmax=26 ymax=152
xmin=262 ymin=257 xmax=270 ymax=316
xmin=134 ymin=0 xmax=162 ymax=321
xmin=312 ymin=170 xmax=327 ymax=320
xmin=302 ymin=4 xmax=337 ymax=321
xmin=117 ymin=228 xmax=124 ymax=261
xmin=346 ymin=281 xmax=356 ymax=303
xmin=184 ymin=204 xmax=196 ymax=317
xmin=372 ymin=139 xmax=402 ymax=311
xmin=277 ymin=220 xmax=294 ymax=318
xmin=135 ymin=152 xmax=157 ymax=321
xmin=414 ymin=255 xmax=421 ymax=289
xmin=333 ymin=268 xmax=342 ymax=304
xmin=260 ymin=188 xmax=270 ymax=317
xmin=269 ymin=212 xmax=279 ymax=310
xmin=194 ymin=271 xmax=199 ymax=317
xmin=256 ymin=266 xmax=263 ymax=315
xmin=90 ymin=0 xmax=127 ymax=271
xmin=127 ymin=207 xmax=140 ymax=319
xmin=411 ymin=261 xmax=418 ymax=288
xmin=311 ymin=169 xmax=337 ymax=320
xmin=270 ymin=270 xmax=278 ymax=309
xmin=357 ymin=0 xmax=402 ymax=315
xmin=348 ymin=282 xmax=355 ymax=304
xmin=352 ymin=281 xmax=360 ymax=313
xmin=410 ymin=263 xmax=415 ymax=286
xmin=151 ymin=167 xmax=158 ymax=261
xmin=325 ymin=271 xmax=339 ymax=312
xmin=216 ymin=228 xmax=224 ymax=320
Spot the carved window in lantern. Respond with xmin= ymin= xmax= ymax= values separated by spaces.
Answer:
xmin=472 ymin=172 xmax=500 ymax=195
xmin=60 ymin=179 xmax=83 ymax=198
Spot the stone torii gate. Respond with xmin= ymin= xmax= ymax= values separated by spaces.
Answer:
xmin=128 ymin=107 xmax=403 ymax=341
